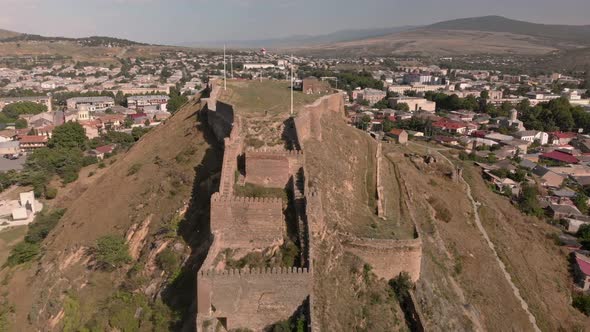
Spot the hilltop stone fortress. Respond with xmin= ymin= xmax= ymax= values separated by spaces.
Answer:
xmin=195 ymin=81 xmax=422 ymax=331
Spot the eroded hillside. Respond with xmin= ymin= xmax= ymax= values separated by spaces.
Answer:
xmin=0 ymin=94 xmax=224 ymax=331
xmin=302 ymin=105 xmax=589 ymax=331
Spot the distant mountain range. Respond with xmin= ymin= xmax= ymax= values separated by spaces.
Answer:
xmin=1 ymin=16 xmax=590 ymax=58
xmin=0 ymin=30 xmax=148 ymax=48
xmin=179 ymin=16 xmax=590 ymax=54
xmin=181 ymin=26 xmax=416 ymax=48
xmin=428 ymin=15 xmax=590 ymax=45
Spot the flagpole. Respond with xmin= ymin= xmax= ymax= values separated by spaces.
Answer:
xmin=223 ymin=44 xmax=227 ymax=90
xmin=290 ymin=54 xmax=294 ymax=116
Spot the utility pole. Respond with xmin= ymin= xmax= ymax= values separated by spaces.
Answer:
xmin=290 ymin=54 xmax=294 ymax=116
xmin=230 ymin=54 xmax=233 ymax=78
xmin=223 ymin=44 xmax=227 ymax=90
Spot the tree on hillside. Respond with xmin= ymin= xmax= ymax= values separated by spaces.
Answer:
xmin=574 ymin=192 xmax=589 ymax=215
xmin=167 ymin=87 xmax=188 ymax=114
xmin=48 ymin=122 xmax=87 ymax=149
xmin=518 ymin=184 xmax=544 ymax=217
xmin=94 ymin=235 xmax=131 ymax=271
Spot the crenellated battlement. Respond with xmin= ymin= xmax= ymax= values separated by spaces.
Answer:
xmin=211 ymin=192 xmax=284 ymax=205
xmin=246 ymin=148 xmax=304 ymax=157
xmin=198 ymin=267 xmax=311 ymax=278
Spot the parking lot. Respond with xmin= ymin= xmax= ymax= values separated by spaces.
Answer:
xmin=0 ymin=156 xmax=26 ymax=172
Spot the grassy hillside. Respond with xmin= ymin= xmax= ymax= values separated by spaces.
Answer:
xmin=429 ymin=15 xmax=590 ymax=46
xmin=293 ymin=29 xmax=557 ymax=57
xmin=0 ymin=29 xmax=21 ymax=40
xmin=0 ymin=95 xmax=224 ymax=331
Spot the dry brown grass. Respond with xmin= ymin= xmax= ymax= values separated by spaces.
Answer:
xmin=293 ymin=29 xmax=557 ymax=57
xmin=0 ymin=96 xmax=222 ymax=330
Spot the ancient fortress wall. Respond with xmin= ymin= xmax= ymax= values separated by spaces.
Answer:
xmin=294 ymin=94 xmax=344 ymax=144
xmin=197 ymin=82 xmax=313 ymax=331
xmin=210 ymin=193 xmax=285 ymax=249
xmin=245 ymin=149 xmax=304 ymax=188
xmin=343 ymin=235 xmax=422 ymax=283
xmin=198 ymin=85 xmax=423 ymax=330
xmin=197 ymin=268 xmax=311 ymax=331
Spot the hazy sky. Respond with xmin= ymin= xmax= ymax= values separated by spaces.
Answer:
xmin=1 ymin=0 xmax=589 ymax=45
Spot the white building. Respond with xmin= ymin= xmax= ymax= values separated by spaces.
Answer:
xmin=127 ymin=95 xmax=169 ymax=111
xmin=389 ymin=97 xmax=436 ymax=113
xmin=66 ymin=96 xmax=115 ymax=112
xmin=513 ymin=130 xmax=549 ymax=145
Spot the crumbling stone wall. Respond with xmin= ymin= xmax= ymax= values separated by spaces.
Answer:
xmin=343 ymin=235 xmax=422 ymax=282
xmin=210 ymin=193 xmax=285 ymax=249
xmin=376 ymin=142 xmax=385 ymax=218
xmin=294 ymin=94 xmax=344 ymax=144
xmin=245 ymin=149 xmax=304 ymax=188
xmin=197 ymin=268 xmax=311 ymax=331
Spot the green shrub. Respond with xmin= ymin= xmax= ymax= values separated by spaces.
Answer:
xmin=95 ymin=235 xmax=131 ymax=270
xmin=44 ymin=186 xmax=57 ymax=200
xmin=573 ymin=294 xmax=590 ymax=316
xmin=6 ymin=242 xmax=40 ymax=266
xmin=127 ymin=163 xmax=142 ymax=176
xmin=26 ymin=209 xmax=66 ymax=243
xmin=389 ymin=272 xmax=413 ymax=301
xmin=98 ymin=162 xmax=106 ymax=169
xmin=156 ymin=248 xmax=180 ymax=274
xmin=280 ymin=241 xmax=299 ymax=267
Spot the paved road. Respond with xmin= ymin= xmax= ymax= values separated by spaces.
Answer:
xmin=410 ymin=141 xmax=541 ymax=332
xmin=0 ymin=156 xmax=26 ymax=172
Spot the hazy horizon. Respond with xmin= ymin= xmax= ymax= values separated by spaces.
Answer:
xmin=1 ymin=0 xmax=589 ymax=45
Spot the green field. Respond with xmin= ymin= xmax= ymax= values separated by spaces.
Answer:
xmin=218 ymin=80 xmax=328 ymax=118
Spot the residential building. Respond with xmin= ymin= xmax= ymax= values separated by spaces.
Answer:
xmin=540 ymin=150 xmax=579 ymax=164
xmin=389 ymin=97 xmax=436 ymax=113
xmin=127 ymin=95 xmax=170 ymax=111
xmin=354 ymin=88 xmax=386 ymax=105
xmin=574 ymin=252 xmax=590 ymax=292
xmin=66 ymin=96 xmax=115 ymax=112
xmin=513 ymin=130 xmax=549 ymax=145
xmin=18 ymin=135 xmax=48 ymax=152
xmin=387 ymin=129 xmax=408 ymax=144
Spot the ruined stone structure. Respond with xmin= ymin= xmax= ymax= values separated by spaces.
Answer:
xmin=196 ymin=82 xmax=423 ymax=331
xmin=342 ymin=235 xmax=422 ymax=282
xmin=197 ymin=82 xmax=314 ymax=331
xmin=245 ymin=149 xmax=304 ymax=188
xmin=210 ymin=194 xmax=285 ymax=250
xmin=197 ymin=268 xmax=311 ymax=331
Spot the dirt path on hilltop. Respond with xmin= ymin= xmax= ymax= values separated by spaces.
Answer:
xmin=410 ymin=141 xmax=541 ymax=331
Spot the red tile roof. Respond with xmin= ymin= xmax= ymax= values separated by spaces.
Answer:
xmin=19 ymin=135 xmax=48 ymax=144
xmin=389 ymin=129 xmax=406 ymax=136
xmin=576 ymin=253 xmax=590 ymax=276
xmin=433 ymin=119 xmax=467 ymax=130
xmin=95 ymin=144 xmax=115 ymax=154
xmin=549 ymin=131 xmax=577 ymax=139
xmin=540 ymin=150 xmax=579 ymax=164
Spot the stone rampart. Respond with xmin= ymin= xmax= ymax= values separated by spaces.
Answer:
xmin=197 ymin=268 xmax=311 ymax=331
xmin=245 ymin=149 xmax=304 ymax=188
xmin=210 ymin=193 xmax=285 ymax=249
xmin=343 ymin=234 xmax=422 ymax=282
xmin=294 ymin=93 xmax=344 ymax=144
xmin=376 ymin=142 xmax=385 ymax=218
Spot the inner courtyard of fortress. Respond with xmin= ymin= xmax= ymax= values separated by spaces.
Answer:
xmin=195 ymin=81 xmax=423 ymax=332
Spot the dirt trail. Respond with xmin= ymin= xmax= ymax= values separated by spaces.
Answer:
xmin=411 ymin=142 xmax=541 ymax=332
